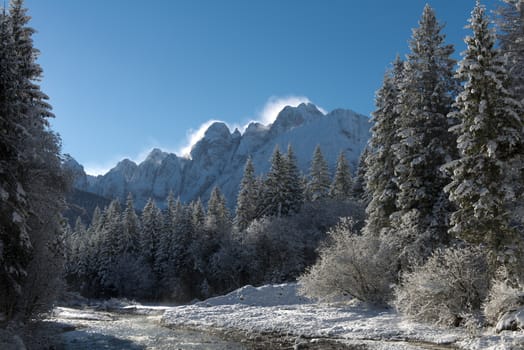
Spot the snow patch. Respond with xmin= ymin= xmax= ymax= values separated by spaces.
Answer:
xmin=197 ymin=283 xmax=311 ymax=307
xmin=162 ymin=283 xmax=524 ymax=349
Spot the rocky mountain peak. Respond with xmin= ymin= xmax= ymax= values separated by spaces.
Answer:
xmin=63 ymin=154 xmax=89 ymax=190
xmin=204 ymin=122 xmax=232 ymax=141
xmin=270 ymin=103 xmax=324 ymax=135
xmin=190 ymin=122 xmax=236 ymax=160
xmin=145 ymin=148 xmax=169 ymax=165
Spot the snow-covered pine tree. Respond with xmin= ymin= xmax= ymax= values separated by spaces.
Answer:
xmin=352 ymin=147 xmax=371 ymax=203
xmin=68 ymin=219 xmax=86 ymax=273
xmin=140 ymin=198 xmax=163 ymax=284
xmin=364 ymin=56 xmax=404 ymax=236
xmin=496 ymin=0 xmax=524 ymax=232
xmin=165 ymin=191 xmax=177 ymax=229
xmin=443 ymin=2 xmax=523 ymax=260
xmin=191 ymin=198 xmax=205 ymax=229
xmin=330 ymin=151 xmax=353 ymax=201
xmin=0 ymin=7 xmax=32 ymax=319
xmin=260 ymin=145 xmax=289 ymax=217
xmin=206 ymin=186 xmax=231 ymax=234
xmin=0 ymin=0 xmax=68 ymax=320
xmin=91 ymin=206 xmax=102 ymax=230
xmin=122 ymin=193 xmax=140 ymax=255
xmin=235 ymin=157 xmax=258 ymax=231
xmin=284 ymin=144 xmax=304 ymax=213
xmin=64 ymin=218 xmax=85 ymax=286
xmin=155 ymin=191 xmax=178 ymax=294
xmin=496 ymin=0 xmax=524 ymax=104
xmin=392 ymin=4 xmax=458 ymax=257
xmin=171 ymin=201 xmax=197 ymax=299
xmin=305 ymin=145 xmax=331 ymax=201
xmin=97 ymin=199 xmax=122 ymax=295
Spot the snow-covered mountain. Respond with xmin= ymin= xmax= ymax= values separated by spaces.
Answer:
xmin=70 ymin=103 xmax=371 ymax=208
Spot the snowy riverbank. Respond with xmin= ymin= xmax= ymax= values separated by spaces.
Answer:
xmin=161 ymin=283 xmax=524 ymax=349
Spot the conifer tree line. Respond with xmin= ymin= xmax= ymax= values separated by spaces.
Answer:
xmin=363 ymin=0 xmax=523 ymax=272
xmin=300 ymin=0 xmax=524 ymax=327
xmin=65 ymin=145 xmax=362 ymax=300
xmin=0 ymin=0 xmax=69 ymax=323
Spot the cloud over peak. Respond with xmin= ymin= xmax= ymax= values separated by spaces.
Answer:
xmin=177 ymin=95 xmax=320 ymax=158
xmin=257 ymin=95 xmax=314 ymax=125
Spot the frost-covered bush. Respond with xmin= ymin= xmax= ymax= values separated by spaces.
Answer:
xmin=483 ymin=270 xmax=524 ymax=326
xmin=299 ymin=217 xmax=396 ymax=305
xmin=394 ymin=246 xmax=489 ymax=327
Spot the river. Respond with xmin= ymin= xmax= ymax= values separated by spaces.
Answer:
xmin=45 ymin=306 xmax=457 ymax=350
xmin=49 ymin=307 xmax=247 ymax=349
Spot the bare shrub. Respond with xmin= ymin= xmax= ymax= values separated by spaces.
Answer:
xmin=299 ymin=217 xmax=396 ymax=305
xmin=394 ymin=245 xmax=489 ymax=327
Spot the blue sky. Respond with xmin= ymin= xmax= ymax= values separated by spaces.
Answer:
xmin=24 ymin=0 xmax=498 ymax=175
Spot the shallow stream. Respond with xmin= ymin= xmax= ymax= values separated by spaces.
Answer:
xmin=50 ymin=308 xmax=246 ymax=349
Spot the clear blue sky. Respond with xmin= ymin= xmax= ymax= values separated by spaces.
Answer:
xmin=24 ymin=0 xmax=498 ymax=175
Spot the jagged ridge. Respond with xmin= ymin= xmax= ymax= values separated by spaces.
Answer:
xmin=69 ymin=103 xmax=371 ymax=208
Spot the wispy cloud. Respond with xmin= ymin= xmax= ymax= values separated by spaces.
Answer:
xmin=178 ymin=119 xmax=223 ymax=158
xmin=257 ymin=95 xmax=313 ymax=125
xmin=175 ymin=95 xmax=325 ymax=158
xmin=85 ymin=96 xmax=327 ymax=172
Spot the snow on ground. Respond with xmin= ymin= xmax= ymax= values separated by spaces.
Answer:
xmin=196 ymin=283 xmax=311 ymax=307
xmin=162 ymin=283 xmax=524 ymax=350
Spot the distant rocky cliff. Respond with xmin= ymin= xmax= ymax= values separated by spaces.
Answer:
xmin=67 ymin=103 xmax=371 ymax=209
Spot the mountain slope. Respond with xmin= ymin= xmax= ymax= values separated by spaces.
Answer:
xmin=71 ymin=103 xmax=371 ymax=208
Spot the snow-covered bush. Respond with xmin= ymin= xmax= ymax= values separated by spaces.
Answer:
xmin=299 ymin=217 xmax=396 ymax=304
xmin=394 ymin=246 xmax=489 ymax=327
xmin=483 ymin=270 xmax=524 ymax=326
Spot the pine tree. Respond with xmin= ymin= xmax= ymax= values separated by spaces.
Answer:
xmin=330 ymin=151 xmax=353 ymax=201
xmin=97 ymin=199 xmax=122 ymax=294
xmin=0 ymin=0 xmax=67 ymax=320
xmin=64 ymin=218 xmax=85 ymax=282
xmin=392 ymin=4 xmax=458 ymax=250
xmin=364 ymin=57 xmax=404 ymax=235
xmin=235 ymin=157 xmax=258 ymax=231
xmin=305 ymin=145 xmax=330 ymax=201
xmin=206 ymin=186 xmax=231 ymax=234
xmin=140 ymin=198 xmax=163 ymax=280
xmin=284 ymin=144 xmax=304 ymax=213
xmin=155 ymin=191 xmax=177 ymax=292
xmin=168 ymin=202 xmax=195 ymax=300
xmin=352 ymin=147 xmax=371 ymax=203
xmin=0 ymin=7 xmax=31 ymax=317
xmin=165 ymin=191 xmax=177 ymax=228
xmin=496 ymin=0 xmax=524 ymax=104
xmin=443 ymin=2 xmax=523 ymax=258
xmin=496 ymin=0 xmax=524 ymax=226
xmin=260 ymin=146 xmax=289 ymax=217
xmin=122 ymin=193 xmax=140 ymax=254
xmin=191 ymin=198 xmax=205 ymax=229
